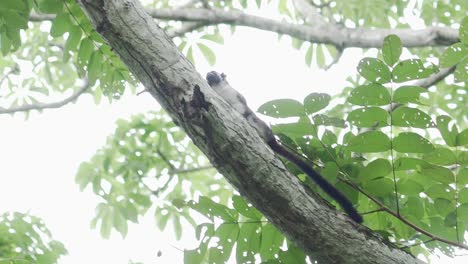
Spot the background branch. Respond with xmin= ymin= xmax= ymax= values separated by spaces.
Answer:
xmin=0 ymin=79 xmax=90 ymax=114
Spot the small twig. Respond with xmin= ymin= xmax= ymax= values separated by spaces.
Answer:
xmin=0 ymin=79 xmax=90 ymax=114
xmin=390 ymin=66 xmax=456 ymax=111
xmin=324 ymin=46 xmax=344 ymax=70
xmin=136 ymin=89 xmax=148 ymax=96
xmin=340 ymin=177 xmax=468 ymax=250
xmin=156 ymin=148 xmax=176 ymax=170
xmin=415 ymin=66 xmax=456 ymax=88
xmin=399 ymin=238 xmax=435 ymax=250
xmin=361 ymin=208 xmax=385 ymax=215
xmin=0 ymin=64 xmax=19 ymax=87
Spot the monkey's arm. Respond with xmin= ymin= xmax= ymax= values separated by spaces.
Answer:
xmin=206 ymin=71 xmax=362 ymax=223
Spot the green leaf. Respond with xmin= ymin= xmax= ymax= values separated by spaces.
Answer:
xmin=403 ymin=197 xmax=424 ymax=219
xmin=198 ymin=43 xmax=216 ymax=65
xmin=272 ymin=117 xmax=314 ymax=138
xmin=391 ymin=106 xmax=434 ymax=128
xmin=77 ymin=37 xmax=94 ymax=68
xmin=258 ymin=99 xmax=304 ymax=118
xmin=357 ymin=57 xmax=392 ymax=83
xmin=425 ymin=184 xmax=454 ymax=200
xmin=458 ymin=151 xmax=468 ymax=165
xmin=458 ymin=168 xmax=468 ymax=186
xmin=312 ymin=114 xmax=346 ymax=128
xmin=191 ymin=196 xmax=237 ymax=222
xmin=348 ymin=83 xmax=391 ymax=106
xmin=316 ymin=44 xmax=325 ymax=68
xmin=399 ymin=179 xmax=424 ymax=196
xmin=260 ymin=224 xmax=284 ymax=260
xmin=440 ymin=43 xmax=467 ymax=68
xmin=347 ymin=131 xmax=391 ymax=153
xmin=454 ymin=56 xmax=468 ymax=82
xmin=457 ymin=129 xmax=468 ymax=146
xmin=421 ymin=164 xmax=454 ymax=184
xmin=346 ymin=107 xmax=389 ymax=128
xmin=50 ymin=13 xmax=72 ymax=37
xmin=395 ymin=156 xmax=423 ymax=170
xmin=305 ymin=45 xmax=313 ymax=66
xmin=236 ymin=223 xmax=261 ymax=264
xmin=65 ymin=26 xmax=82 ymax=52
xmin=436 ymin=115 xmax=458 ymax=147
xmin=393 ymin=132 xmax=434 ymax=153
xmin=201 ymin=33 xmax=224 ymax=44
xmin=210 ymin=223 xmax=239 ymax=263
xmin=423 ymin=147 xmax=457 ymax=165
xmin=459 ymin=188 xmax=468 ymax=204
xmin=460 ymin=16 xmax=468 ymax=45
xmin=364 ymin=178 xmax=394 ymax=197
xmin=303 ymin=93 xmax=330 ymax=114
xmin=36 ymin=0 xmax=63 ymax=13
xmin=392 ymin=85 xmax=427 ymax=104
xmin=232 ymin=195 xmax=262 ymax=220
xmin=360 ymin=158 xmax=392 ymax=182
xmin=88 ymin=51 xmax=103 ymax=85
xmin=392 ymin=59 xmax=439 ymax=83
xmin=382 ymin=34 xmax=402 ymax=66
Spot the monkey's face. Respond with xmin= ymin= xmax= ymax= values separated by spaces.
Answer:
xmin=206 ymin=71 xmax=226 ymax=86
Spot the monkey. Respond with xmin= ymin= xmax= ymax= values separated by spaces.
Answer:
xmin=206 ymin=71 xmax=363 ymax=223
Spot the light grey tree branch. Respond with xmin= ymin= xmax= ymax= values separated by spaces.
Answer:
xmin=415 ymin=66 xmax=456 ymax=88
xmin=76 ymin=0 xmax=424 ymax=263
xmin=0 ymin=79 xmax=90 ymax=114
xmin=147 ymin=7 xmax=458 ymax=48
xmin=30 ymin=6 xmax=459 ymax=49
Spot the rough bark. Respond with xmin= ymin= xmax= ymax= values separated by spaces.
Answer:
xmin=77 ymin=1 xmax=424 ymax=263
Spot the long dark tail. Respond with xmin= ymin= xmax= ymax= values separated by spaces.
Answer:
xmin=268 ymin=139 xmax=363 ymax=223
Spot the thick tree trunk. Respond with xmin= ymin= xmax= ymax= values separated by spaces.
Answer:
xmin=77 ymin=1 xmax=423 ymax=263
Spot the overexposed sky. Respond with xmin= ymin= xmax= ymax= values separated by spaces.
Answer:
xmin=0 ymin=15 xmax=466 ymax=264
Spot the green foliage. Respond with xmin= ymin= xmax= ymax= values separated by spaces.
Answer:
xmin=0 ymin=212 xmax=67 ymax=264
xmin=258 ymin=33 xmax=468 ymax=257
xmin=76 ymin=111 xmax=230 ymax=239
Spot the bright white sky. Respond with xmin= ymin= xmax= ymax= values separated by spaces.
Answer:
xmin=0 ymin=7 xmax=466 ymax=264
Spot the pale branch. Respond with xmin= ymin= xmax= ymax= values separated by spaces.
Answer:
xmin=390 ymin=66 xmax=456 ymax=111
xmin=29 ymin=7 xmax=458 ymax=48
xmin=0 ymin=79 xmax=90 ymax=114
xmin=415 ymin=66 xmax=456 ymax=88
xmin=28 ymin=13 xmax=55 ymax=21
xmin=76 ymin=0 xmax=422 ymax=263
xmin=147 ymin=8 xmax=458 ymax=48
xmin=293 ymin=0 xmax=329 ymax=27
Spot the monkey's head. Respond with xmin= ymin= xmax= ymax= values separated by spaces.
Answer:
xmin=206 ymin=71 xmax=227 ymax=87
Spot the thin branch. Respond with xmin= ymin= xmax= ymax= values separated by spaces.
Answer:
xmin=0 ymin=64 xmax=19 ymax=87
xmin=341 ymin=178 xmax=468 ymax=250
xmin=0 ymin=79 xmax=90 ymax=114
xmin=324 ymin=46 xmax=343 ymax=70
xmin=415 ymin=66 xmax=456 ymax=88
xmin=399 ymin=239 xmax=435 ymax=250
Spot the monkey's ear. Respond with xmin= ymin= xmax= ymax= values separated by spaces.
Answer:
xmin=221 ymin=72 xmax=227 ymax=80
